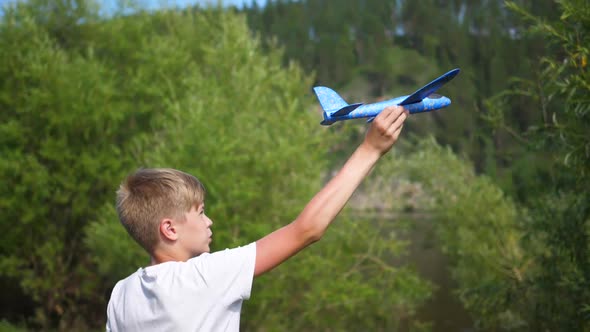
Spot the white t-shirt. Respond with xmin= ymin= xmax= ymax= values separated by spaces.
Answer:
xmin=106 ymin=243 xmax=257 ymax=332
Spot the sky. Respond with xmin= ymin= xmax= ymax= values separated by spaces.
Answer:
xmin=98 ymin=0 xmax=267 ymax=14
xmin=0 ymin=0 xmax=268 ymax=15
xmin=111 ymin=0 xmax=267 ymax=9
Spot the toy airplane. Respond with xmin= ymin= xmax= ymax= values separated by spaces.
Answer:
xmin=313 ymin=68 xmax=460 ymax=125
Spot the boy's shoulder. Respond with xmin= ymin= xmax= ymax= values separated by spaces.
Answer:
xmin=107 ymin=243 xmax=257 ymax=331
xmin=112 ymin=243 xmax=257 ymax=294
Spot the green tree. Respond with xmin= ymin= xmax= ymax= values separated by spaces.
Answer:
xmin=243 ymin=0 xmax=562 ymax=184
xmin=480 ymin=0 xmax=590 ymax=329
xmin=0 ymin=1 xmax=433 ymax=329
xmin=85 ymin=8 xmax=433 ymax=331
xmin=385 ymin=1 xmax=590 ymax=330
xmin=371 ymin=138 xmax=527 ymax=330
xmin=0 ymin=3 xmax=137 ymax=328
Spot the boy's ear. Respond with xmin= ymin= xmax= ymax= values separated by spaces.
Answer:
xmin=159 ymin=218 xmax=179 ymax=241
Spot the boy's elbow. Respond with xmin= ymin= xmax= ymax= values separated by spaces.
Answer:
xmin=295 ymin=219 xmax=326 ymax=244
xmin=306 ymin=230 xmax=323 ymax=244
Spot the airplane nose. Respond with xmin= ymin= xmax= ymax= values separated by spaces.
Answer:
xmin=406 ymin=96 xmax=451 ymax=114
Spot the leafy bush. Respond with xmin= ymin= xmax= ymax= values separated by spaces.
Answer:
xmin=370 ymin=138 xmax=526 ymax=329
xmin=85 ymin=8 xmax=433 ymax=331
xmin=1 ymin=2 xmax=432 ymax=330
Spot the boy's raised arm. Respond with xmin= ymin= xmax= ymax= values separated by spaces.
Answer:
xmin=254 ymin=106 xmax=408 ymax=277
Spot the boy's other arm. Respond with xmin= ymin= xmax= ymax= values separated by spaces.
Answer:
xmin=254 ymin=106 xmax=408 ymax=277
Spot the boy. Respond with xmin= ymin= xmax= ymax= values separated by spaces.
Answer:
xmin=106 ymin=106 xmax=409 ymax=331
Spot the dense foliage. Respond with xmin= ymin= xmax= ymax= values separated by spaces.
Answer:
xmin=243 ymin=0 xmax=560 ymax=177
xmin=1 ymin=0 xmax=588 ymax=330
xmin=0 ymin=1 xmax=430 ymax=330
xmin=483 ymin=1 xmax=590 ymax=329
xmin=245 ymin=1 xmax=590 ymax=329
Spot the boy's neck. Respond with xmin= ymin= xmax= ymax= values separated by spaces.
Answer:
xmin=150 ymin=250 xmax=187 ymax=265
xmin=150 ymin=247 xmax=204 ymax=265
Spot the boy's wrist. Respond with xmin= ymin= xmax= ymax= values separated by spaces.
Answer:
xmin=357 ymin=141 xmax=384 ymax=162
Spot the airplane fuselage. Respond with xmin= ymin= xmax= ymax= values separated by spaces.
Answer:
xmin=322 ymin=94 xmax=451 ymax=124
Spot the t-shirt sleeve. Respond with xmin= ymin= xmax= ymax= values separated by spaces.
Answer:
xmin=189 ymin=242 xmax=257 ymax=301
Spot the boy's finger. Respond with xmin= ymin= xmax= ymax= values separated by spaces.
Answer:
xmin=372 ymin=106 xmax=406 ymax=136
xmin=376 ymin=105 xmax=394 ymax=122
xmin=392 ymin=124 xmax=404 ymax=140
xmin=381 ymin=105 xmax=404 ymax=124
xmin=371 ymin=107 xmax=393 ymax=133
xmin=389 ymin=109 xmax=408 ymax=130
xmin=386 ymin=114 xmax=406 ymax=137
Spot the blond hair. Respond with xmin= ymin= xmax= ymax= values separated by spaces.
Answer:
xmin=116 ymin=168 xmax=205 ymax=254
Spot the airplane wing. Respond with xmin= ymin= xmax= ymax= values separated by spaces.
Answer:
xmin=399 ymin=68 xmax=460 ymax=106
xmin=332 ymin=103 xmax=363 ymax=116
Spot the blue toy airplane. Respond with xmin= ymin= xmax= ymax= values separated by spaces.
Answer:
xmin=313 ymin=68 xmax=460 ymax=125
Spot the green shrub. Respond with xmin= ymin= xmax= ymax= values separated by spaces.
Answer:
xmin=0 ymin=2 xmax=433 ymax=329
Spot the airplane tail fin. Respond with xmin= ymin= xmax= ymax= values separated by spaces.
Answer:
xmin=313 ymin=86 xmax=363 ymax=119
xmin=313 ymin=86 xmax=349 ymax=112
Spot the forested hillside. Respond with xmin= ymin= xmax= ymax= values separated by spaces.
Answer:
xmin=243 ymin=0 xmax=559 ymax=185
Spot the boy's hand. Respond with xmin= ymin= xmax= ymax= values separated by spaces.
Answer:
xmin=362 ymin=106 xmax=408 ymax=156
